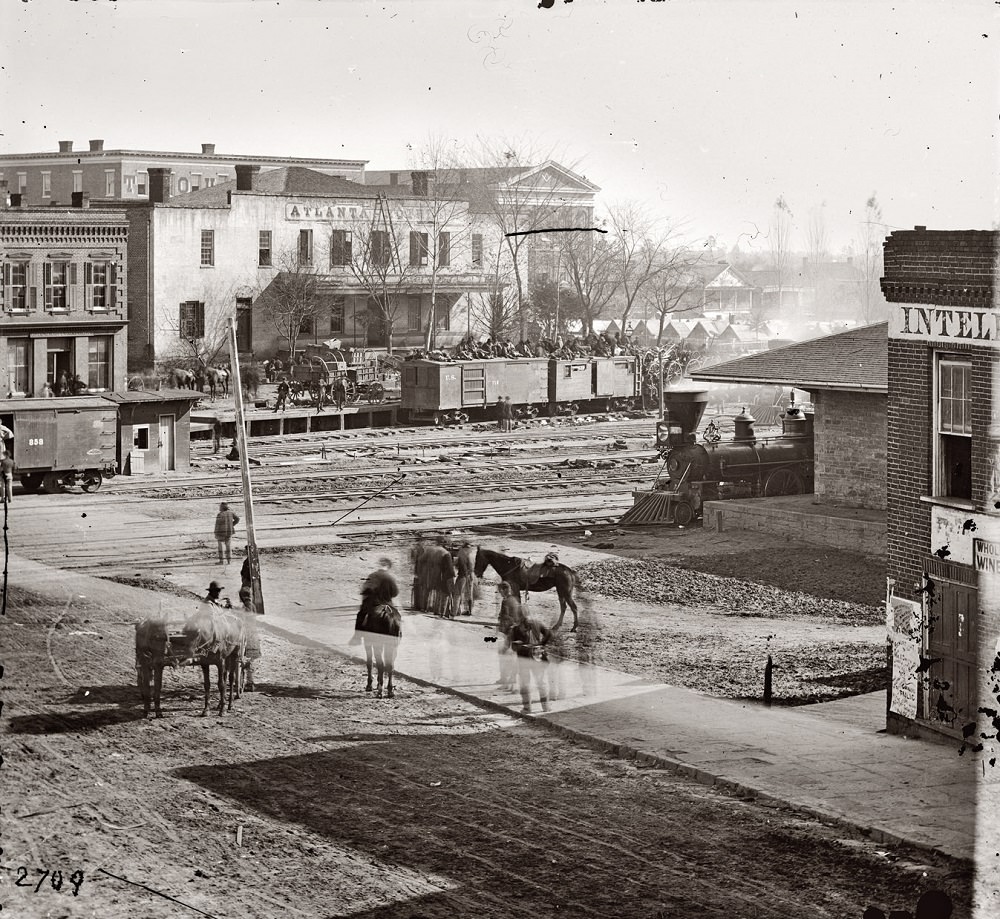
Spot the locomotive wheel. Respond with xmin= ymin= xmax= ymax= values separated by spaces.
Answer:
xmin=20 ymin=473 xmax=43 ymax=494
xmin=82 ymin=471 xmax=104 ymax=493
xmin=763 ymin=467 xmax=804 ymax=497
xmin=673 ymin=501 xmax=695 ymax=526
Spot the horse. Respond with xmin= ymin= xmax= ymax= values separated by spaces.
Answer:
xmin=473 ymin=546 xmax=580 ymax=631
xmin=182 ymin=606 xmax=246 ymax=716
xmin=166 ymin=368 xmax=196 ymax=390
xmin=135 ymin=616 xmax=172 ymax=718
xmin=357 ymin=599 xmax=402 ymax=698
xmin=206 ymin=367 xmax=228 ymax=401
xmin=419 ymin=545 xmax=456 ymax=617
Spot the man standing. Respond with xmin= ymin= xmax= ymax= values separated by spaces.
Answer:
xmin=503 ymin=396 xmax=514 ymax=432
xmin=1 ymin=453 xmax=14 ymax=504
xmin=213 ymin=502 xmax=240 ymax=565
xmin=275 ymin=378 xmax=290 ymax=412
xmin=509 ymin=607 xmax=553 ymax=713
xmin=212 ymin=418 xmax=223 ymax=454
xmin=495 ymin=397 xmax=504 ymax=432
xmin=0 ymin=421 xmax=12 ymax=458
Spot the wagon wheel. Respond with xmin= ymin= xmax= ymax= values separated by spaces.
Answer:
xmin=367 ymin=382 xmax=386 ymax=404
xmin=344 ymin=379 xmax=359 ymax=404
xmin=763 ymin=467 xmax=804 ymax=497
xmin=81 ymin=471 xmax=104 ymax=493
xmin=673 ymin=501 xmax=695 ymax=526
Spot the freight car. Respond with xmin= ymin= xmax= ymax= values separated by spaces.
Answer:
xmin=400 ymin=356 xmax=639 ymax=424
xmin=642 ymin=389 xmax=813 ymax=525
xmin=0 ymin=397 xmax=118 ymax=493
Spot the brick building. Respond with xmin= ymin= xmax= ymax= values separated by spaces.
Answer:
xmin=0 ymin=139 xmax=365 ymax=207
xmin=0 ymin=195 xmax=128 ymax=397
xmin=881 ymin=228 xmax=1000 ymax=748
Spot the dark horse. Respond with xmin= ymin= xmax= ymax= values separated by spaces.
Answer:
xmin=358 ymin=603 xmax=402 ymax=698
xmin=473 ymin=546 xmax=580 ymax=631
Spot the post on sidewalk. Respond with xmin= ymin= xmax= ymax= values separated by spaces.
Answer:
xmin=228 ymin=317 xmax=265 ymax=615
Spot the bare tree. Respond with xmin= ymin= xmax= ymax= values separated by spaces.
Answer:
xmin=406 ymin=135 xmax=473 ymax=349
xmin=803 ymin=202 xmax=829 ymax=315
xmin=640 ymin=248 xmax=708 ymax=345
xmin=468 ymin=252 xmax=519 ymax=339
xmin=856 ymin=193 xmax=888 ymax=324
xmin=607 ymin=200 xmax=680 ymax=334
xmin=469 ymin=135 xmax=584 ymax=337
xmin=158 ymin=272 xmax=252 ymax=369
xmin=562 ymin=230 xmax=619 ymax=337
xmin=345 ymin=195 xmax=415 ymax=355
xmin=768 ymin=195 xmax=794 ymax=315
xmin=254 ymin=248 xmax=322 ymax=362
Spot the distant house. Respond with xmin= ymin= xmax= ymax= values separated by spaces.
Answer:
xmin=696 ymin=262 xmax=758 ymax=318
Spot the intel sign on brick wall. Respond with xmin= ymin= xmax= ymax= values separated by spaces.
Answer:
xmin=889 ymin=303 xmax=1000 ymax=346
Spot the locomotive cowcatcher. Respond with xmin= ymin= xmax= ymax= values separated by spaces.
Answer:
xmin=650 ymin=389 xmax=814 ymax=525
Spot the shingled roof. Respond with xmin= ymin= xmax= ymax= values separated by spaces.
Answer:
xmin=690 ymin=322 xmax=887 ymax=392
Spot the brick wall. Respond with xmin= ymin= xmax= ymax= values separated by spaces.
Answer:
xmin=812 ymin=390 xmax=886 ymax=510
xmin=122 ymin=203 xmax=152 ymax=371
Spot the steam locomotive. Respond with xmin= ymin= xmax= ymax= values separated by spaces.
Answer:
xmin=652 ymin=389 xmax=814 ymax=525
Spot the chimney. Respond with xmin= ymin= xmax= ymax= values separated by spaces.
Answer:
xmin=234 ymin=164 xmax=260 ymax=191
xmin=9 ymin=193 xmax=22 ymax=207
xmin=201 ymin=143 xmax=216 ymax=155
xmin=59 ymin=140 xmax=74 ymax=153
xmin=89 ymin=139 xmax=105 ymax=152
xmin=72 ymin=191 xmax=91 ymax=209
xmin=411 ymin=171 xmax=428 ymax=196
xmin=148 ymin=167 xmax=172 ymax=204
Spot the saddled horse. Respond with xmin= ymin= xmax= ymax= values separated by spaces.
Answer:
xmin=473 ymin=546 xmax=580 ymax=631
xmin=358 ymin=601 xmax=402 ymax=698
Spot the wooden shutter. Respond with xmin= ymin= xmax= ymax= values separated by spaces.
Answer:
xmin=1 ymin=262 xmax=8 ymax=310
xmin=108 ymin=263 xmax=117 ymax=310
xmin=196 ymin=302 xmax=205 ymax=339
xmin=409 ymin=232 xmax=418 ymax=267
xmin=43 ymin=262 xmax=53 ymax=309
xmin=84 ymin=262 xmax=93 ymax=310
xmin=345 ymin=231 xmax=352 ymax=263
xmin=68 ymin=263 xmax=79 ymax=310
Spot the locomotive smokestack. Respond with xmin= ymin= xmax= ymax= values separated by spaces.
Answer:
xmin=733 ymin=407 xmax=757 ymax=443
xmin=661 ymin=390 xmax=709 ymax=445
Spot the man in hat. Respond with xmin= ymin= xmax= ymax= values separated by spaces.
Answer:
xmin=203 ymin=580 xmax=227 ymax=609
xmin=213 ymin=502 xmax=240 ymax=565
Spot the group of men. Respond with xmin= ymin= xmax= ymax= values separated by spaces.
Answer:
xmin=405 ymin=330 xmax=643 ymax=365
xmin=495 ymin=396 xmax=516 ymax=431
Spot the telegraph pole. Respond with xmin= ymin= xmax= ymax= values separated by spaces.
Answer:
xmin=227 ymin=318 xmax=265 ymax=615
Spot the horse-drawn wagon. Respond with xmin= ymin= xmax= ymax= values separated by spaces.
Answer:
xmin=297 ymin=345 xmax=390 ymax=405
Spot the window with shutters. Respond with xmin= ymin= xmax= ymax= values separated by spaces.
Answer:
xmin=258 ymin=230 xmax=272 ymax=267
xmin=180 ymin=301 xmax=205 ymax=340
xmin=7 ymin=338 xmax=30 ymax=394
xmin=330 ymin=229 xmax=352 ymax=267
xmin=407 ymin=295 xmax=422 ymax=332
xmin=191 ymin=173 xmax=202 ymax=192
xmin=298 ymin=229 xmax=313 ymax=267
xmin=41 ymin=172 xmax=51 ymax=198
xmin=123 ymin=175 xmax=136 ymax=195
xmin=935 ymin=357 xmax=973 ymax=501
xmin=137 ymin=172 xmax=148 ymax=196
xmin=44 ymin=261 xmax=70 ymax=311
xmin=330 ymin=296 xmax=345 ymax=334
xmin=437 ymin=232 xmax=451 ymax=268
xmin=200 ymin=230 xmax=215 ymax=267
xmin=471 ymin=233 xmax=484 ymax=269
xmin=86 ymin=261 xmax=116 ymax=311
xmin=370 ymin=230 xmax=391 ymax=268
xmin=105 ymin=171 xmax=115 ymax=197
xmin=87 ymin=336 xmax=112 ymax=390
xmin=409 ymin=231 xmax=429 ymax=267
xmin=5 ymin=262 xmax=29 ymax=311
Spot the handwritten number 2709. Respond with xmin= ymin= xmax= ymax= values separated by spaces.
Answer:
xmin=13 ymin=866 xmax=84 ymax=896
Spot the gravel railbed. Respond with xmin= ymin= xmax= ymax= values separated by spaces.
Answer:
xmin=576 ymin=558 xmax=882 ymax=626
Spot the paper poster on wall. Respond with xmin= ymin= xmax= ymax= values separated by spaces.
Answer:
xmin=887 ymin=596 xmax=921 ymax=719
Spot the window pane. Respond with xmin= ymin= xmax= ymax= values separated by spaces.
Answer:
xmin=88 ymin=336 xmax=111 ymax=389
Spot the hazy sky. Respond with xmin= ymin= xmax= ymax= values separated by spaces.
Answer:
xmin=2 ymin=0 xmax=996 ymax=254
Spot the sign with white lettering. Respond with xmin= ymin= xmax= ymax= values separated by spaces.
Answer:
xmin=285 ymin=202 xmax=365 ymax=221
xmin=974 ymin=538 xmax=1000 ymax=573
xmin=889 ymin=302 xmax=1000 ymax=347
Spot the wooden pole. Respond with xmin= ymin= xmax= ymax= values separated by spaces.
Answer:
xmin=658 ymin=348 xmax=665 ymax=422
xmin=227 ymin=318 xmax=265 ymax=615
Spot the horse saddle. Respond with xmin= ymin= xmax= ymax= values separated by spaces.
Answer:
xmin=521 ymin=562 xmax=548 ymax=587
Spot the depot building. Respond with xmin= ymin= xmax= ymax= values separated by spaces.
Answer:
xmin=880 ymin=227 xmax=1000 ymax=748
xmin=118 ymin=165 xmax=495 ymax=370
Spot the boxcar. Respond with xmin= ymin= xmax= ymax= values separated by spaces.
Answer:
xmin=400 ymin=356 xmax=639 ymax=423
xmin=0 ymin=396 xmax=118 ymax=493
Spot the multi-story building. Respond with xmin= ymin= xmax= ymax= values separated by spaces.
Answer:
xmin=881 ymin=227 xmax=1000 ymax=745
xmin=1 ymin=193 xmax=128 ymax=397
xmin=118 ymin=165 xmax=498 ymax=369
xmin=0 ymin=139 xmax=366 ymax=207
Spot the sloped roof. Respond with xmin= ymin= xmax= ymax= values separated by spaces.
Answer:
xmin=167 ymin=166 xmax=406 ymax=207
xmin=691 ymin=322 xmax=887 ymax=392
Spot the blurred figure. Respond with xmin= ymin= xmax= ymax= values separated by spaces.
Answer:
xmin=350 ymin=562 xmax=399 ymax=646
xmin=509 ymin=605 xmax=553 ymax=714
xmin=496 ymin=581 xmax=520 ymax=691
xmin=238 ymin=583 xmax=261 ymax=691
xmin=213 ymin=502 xmax=240 ymax=564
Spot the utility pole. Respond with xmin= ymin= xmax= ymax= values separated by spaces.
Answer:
xmin=658 ymin=347 xmax=665 ymax=421
xmin=227 ymin=317 xmax=265 ymax=615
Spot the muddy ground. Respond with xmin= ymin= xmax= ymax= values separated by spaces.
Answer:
xmin=1 ymin=521 xmax=974 ymax=918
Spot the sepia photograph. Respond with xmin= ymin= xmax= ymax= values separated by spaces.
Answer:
xmin=0 ymin=1 xmax=997 ymax=916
